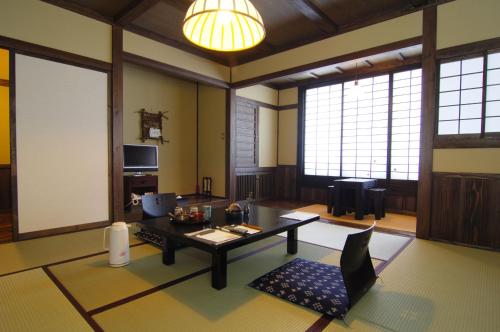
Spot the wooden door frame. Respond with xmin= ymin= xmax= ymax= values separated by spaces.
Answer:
xmin=0 ymin=35 xmax=115 ymax=240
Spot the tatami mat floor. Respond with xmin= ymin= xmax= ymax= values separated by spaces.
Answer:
xmin=0 ymin=225 xmax=143 ymax=276
xmin=326 ymin=240 xmax=500 ymax=332
xmin=0 ymin=268 xmax=92 ymax=332
xmin=1 ymin=224 xmax=499 ymax=331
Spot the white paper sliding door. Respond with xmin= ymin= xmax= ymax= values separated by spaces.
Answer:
xmin=16 ymin=54 xmax=109 ymax=233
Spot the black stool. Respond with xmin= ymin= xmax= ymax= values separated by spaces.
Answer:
xmin=326 ymin=185 xmax=335 ymax=214
xmin=368 ymin=188 xmax=386 ymax=220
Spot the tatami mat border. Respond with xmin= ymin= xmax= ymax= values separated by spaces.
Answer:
xmin=2 ymin=230 xmax=413 ymax=332
xmin=0 ymin=242 xmax=147 ymax=278
xmin=43 ymin=266 xmax=104 ymax=332
xmin=374 ymin=236 xmax=414 ymax=275
xmin=306 ymin=314 xmax=334 ymax=332
xmin=87 ymin=238 xmax=287 ymax=316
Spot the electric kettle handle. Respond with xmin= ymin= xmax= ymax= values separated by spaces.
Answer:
xmin=103 ymin=226 xmax=111 ymax=250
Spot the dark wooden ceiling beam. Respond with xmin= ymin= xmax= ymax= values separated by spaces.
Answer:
xmin=115 ymin=0 xmax=162 ymax=26
xmin=290 ymin=0 xmax=338 ymax=34
xmin=408 ymin=0 xmax=430 ymax=8
xmin=41 ymin=0 xmax=113 ymax=23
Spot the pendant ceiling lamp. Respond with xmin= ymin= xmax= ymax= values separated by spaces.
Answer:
xmin=351 ymin=62 xmax=362 ymax=98
xmin=183 ymin=0 xmax=266 ymax=52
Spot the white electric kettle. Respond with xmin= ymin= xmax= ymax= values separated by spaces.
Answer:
xmin=103 ymin=222 xmax=130 ymax=267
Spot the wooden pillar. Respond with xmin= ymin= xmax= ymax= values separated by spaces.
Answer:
xmin=416 ymin=6 xmax=437 ymax=239
xmin=9 ymin=51 xmax=18 ymax=241
xmin=112 ymin=26 xmax=124 ymax=221
xmin=225 ymin=88 xmax=236 ymax=201
xmin=295 ymin=86 xmax=305 ymax=201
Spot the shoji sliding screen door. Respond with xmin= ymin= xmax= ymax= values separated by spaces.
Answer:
xmin=15 ymin=54 xmax=109 ymax=234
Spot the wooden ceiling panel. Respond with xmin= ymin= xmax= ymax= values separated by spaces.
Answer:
xmin=46 ymin=0 xmax=434 ymax=67
xmin=251 ymin=0 xmax=325 ymax=47
xmin=133 ymin=1 xmax=186 ymax=43
xmin=52 ymin=0 xmax=137 ymax=18
xmin=264 ymin=44 xmax=423 ymax=89
xmin=311 ymin=0 xmax=410 ymax=26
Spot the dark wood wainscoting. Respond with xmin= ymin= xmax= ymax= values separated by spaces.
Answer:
xmin=378 ymin=179 xmax=417 ymax=214
xmin=0 ymin=165 xmax=12 ymax=243
xmin=300 ymin=186 xmax=328 ymax=204
xmin=236 ymin=169 xmax=275 ymax=201
xmin=275 ymin=165 xmax=297 ymax=200
xmin=430 ymin=172 xmax=500 ymax=250
xmin=299 ymin=176 xmax=417 ymax=214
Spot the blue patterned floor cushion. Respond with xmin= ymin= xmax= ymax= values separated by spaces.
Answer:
xmin=248 ymin=258 xmax=349 ymax=319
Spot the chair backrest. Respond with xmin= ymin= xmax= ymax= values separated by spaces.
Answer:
xmin=340 ymin=223 xmax=377 ymax=307
xmin=141 ymin=193 xmax=177 ymax=219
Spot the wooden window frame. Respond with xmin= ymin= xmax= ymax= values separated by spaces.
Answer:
xmin=297 ymin=64 xmax=422 ymax=188
xmin=435 ymin=39 xmax=500 ymax=148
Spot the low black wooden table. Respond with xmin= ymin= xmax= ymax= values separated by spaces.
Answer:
xmin=333 ymin=178 xmax=377 ymax=220
xmin=138 ymin=205 xmax=319 ymax=290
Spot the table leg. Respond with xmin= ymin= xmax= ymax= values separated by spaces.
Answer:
xmin=355 ymin=188 xmax=365 ymax=220
xmin=333 ymin=184 xmax=342 ymax=216
xmin=287 ymin=228 xmax=298 ymax=254
xmin=162 ymin=236 xmax=175 ymax=265
xmin=211 ymin=251 xmax=227 ymax=290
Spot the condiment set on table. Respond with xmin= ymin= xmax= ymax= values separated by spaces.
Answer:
xmin=168 ymin=205 xmax=212 ymax=224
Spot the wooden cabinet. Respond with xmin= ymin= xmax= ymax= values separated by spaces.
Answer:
xmin=123 ymin=175 xmax=158 ymax=207
xmin=430 ymin=173 xmax=500 ymax=249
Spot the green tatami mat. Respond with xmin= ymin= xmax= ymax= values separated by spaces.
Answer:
xmin=49 ymin=237 xmax=284 ymax=311
xmin=0 ymin=268 xmax=92 ymax=332
xmin=93 ymin=241 xmax=383 ymax=332
xmin=0 ymin=225 xmax=143 ymax=276
xmin=277 ymin=221 xmax=411 ymax=261
xmin=324 ymin=318 xmax=391 ymax=332
xmin=336 ymin=239 xmax=500 ymax=332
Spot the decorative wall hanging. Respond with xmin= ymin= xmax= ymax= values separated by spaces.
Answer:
xmin=139 ymin=108 xmax=169 ymax=144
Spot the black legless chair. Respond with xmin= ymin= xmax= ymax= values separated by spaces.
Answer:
xmin=141 ymin=193 xmax=177 ymax=219
xmin=249 ymin=222 xmax=377 ymax=320
xmin=340 ymin=223 xmax=377 ymax=308
xmin=137 ymin=193 xmax=178 ymax=247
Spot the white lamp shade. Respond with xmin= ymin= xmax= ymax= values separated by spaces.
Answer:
xmin=183 ymin=0 xmax=266 ymax=52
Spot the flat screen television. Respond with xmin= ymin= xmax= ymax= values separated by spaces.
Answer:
xmin=123 ymin=144 xmax=158 ymax=173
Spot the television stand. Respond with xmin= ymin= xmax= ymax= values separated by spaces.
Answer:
xmin=123 ymin=175 xmax=158 ymax=208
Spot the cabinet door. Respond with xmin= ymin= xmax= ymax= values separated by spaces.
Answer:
xmin=457 ymin=176 xmax=488 ymax=247
xmin=487 ymin=178 xmax=500 ymax=250
xmin=430 ymin=174 xmax=463 ymax=242
xmin=431 ymin=173 xmax=500 ymax=249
